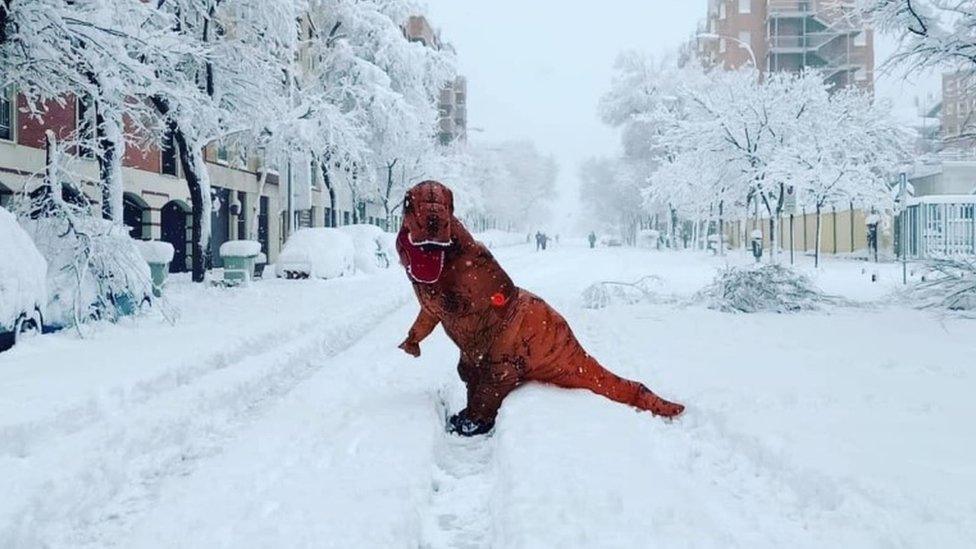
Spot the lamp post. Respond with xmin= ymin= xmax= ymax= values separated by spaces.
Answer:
xmin=697 ymin=32 xmax=758 ymax=69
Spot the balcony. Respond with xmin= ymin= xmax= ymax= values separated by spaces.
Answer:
xmin=767 ymin=0 xmax=818 ymax=18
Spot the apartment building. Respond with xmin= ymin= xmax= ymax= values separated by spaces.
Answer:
xmin=941 ymin=70 xmax=976 ymax=156
xmin=699 ymin=0 xmax=874 ymax=92
xmin=404 ymin=15 xmax=467 ymax=145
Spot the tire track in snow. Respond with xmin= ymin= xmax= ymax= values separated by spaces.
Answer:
xmin=1 ymin=290 xmax=411 ymax=548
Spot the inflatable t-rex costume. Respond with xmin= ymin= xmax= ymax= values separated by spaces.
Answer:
xmin=396 ymin=181 xmax=684 ymax=436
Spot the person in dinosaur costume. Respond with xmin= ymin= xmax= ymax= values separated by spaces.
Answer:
xmin=396 ymin=180 xmax=685 ymax=436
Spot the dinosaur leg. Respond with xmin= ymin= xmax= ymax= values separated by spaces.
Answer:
xmin=450 ymin=359 xmax=520 ymax=436
xmin=545 ymin=351 xmax=684 ymax=417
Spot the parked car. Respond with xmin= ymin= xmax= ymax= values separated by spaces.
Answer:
xmin=0 ymin=207 xmax=47 ymax=351
xmin=22 ymin=213 xmax=153 ymax=327
xmin=276 ymin=228 xmax=355 ymax=279
xmin=338 ymin=224 xmax=395 ymax=274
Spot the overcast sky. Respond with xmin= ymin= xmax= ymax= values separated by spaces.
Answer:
xmin=422 ymin=1 xmax=940 ymax=230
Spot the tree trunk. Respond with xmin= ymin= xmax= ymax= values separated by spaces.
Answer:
xmin=248 ymin=168 xmax=268 ymax=241
xmin=95 ymin=103 xmax=124 ymax=224
xmin=718 ymin=201 xmax=725 ymax=256
xmin=320 ymin=161 xmax=336 ymax=227
xmin=815 ymin=204 xmax=823 ymax=269
xmin=151 ymin=96 xmax=211 ymax=282
xmin=171 ymin=126 xmax=210 ymax=282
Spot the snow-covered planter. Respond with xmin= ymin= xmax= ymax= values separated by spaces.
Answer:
xmin=904 ymin=258 xmax=976 ymax=312
xmin=582 ymin=276 xmax=665 ymax=309
xmin=275 ymin=228 xmax=355 ymax=280
xmin=337 ymin=224 xmax=393 ymax=274
xmin=695 ymin=264 xmax=839 ymax=314
xmin=0 ymin=207 xmax=47 ymax=348
xmin=135 ymin=240 xmax=175 ymax=297
xmin=23 ymin=213 xmax=154 ymax=328
xmin=134 ymin=240 xmax=175 ymax=265
xmin=219 ymin=240 xmax=262 ymax=258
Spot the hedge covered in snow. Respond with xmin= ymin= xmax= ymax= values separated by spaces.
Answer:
xmin=696 ymin=264 xmax=838 ymax=314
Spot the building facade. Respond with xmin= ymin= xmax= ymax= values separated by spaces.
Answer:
xmin=941 ymin=70 xmax=976 ymax=156
xmin=403 ymin=15 xmax=467 ymax=145
xmin=699 ymin=0 xmax=874 ymax=92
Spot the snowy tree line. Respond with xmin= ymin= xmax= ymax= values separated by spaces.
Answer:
xmin=0 ymin=0 xmax=460 ymax=282
xmin=588 ymin=51 xmax=911 ymax=265
xmin=427 ymin=140 xmax=558 ymax=232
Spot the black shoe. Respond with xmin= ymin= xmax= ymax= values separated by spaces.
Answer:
xmin=447 ymin=412 xmax=494 ymax=436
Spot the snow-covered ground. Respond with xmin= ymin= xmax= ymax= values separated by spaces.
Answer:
xmin=2 ymin=242 xmax=975 ymax=548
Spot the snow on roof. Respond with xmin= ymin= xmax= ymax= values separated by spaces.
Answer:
xmin=907 ymin=194 xmax=976 ymax=206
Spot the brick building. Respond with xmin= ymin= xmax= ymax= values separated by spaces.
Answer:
xmin=941 ymin=70 xmax=976 ymax=156
xmin=698 ymin=0 xmax=874 ymax=92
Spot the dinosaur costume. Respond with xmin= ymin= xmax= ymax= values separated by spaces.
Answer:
xmin=396 ymin=181 xmax=684 ymax=436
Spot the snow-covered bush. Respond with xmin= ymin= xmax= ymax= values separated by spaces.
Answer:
xmin=582 ymin=276 xmax=664 ymax=309
xmin=276 ymin=228 xmax=355 ymax=280
xmin=338 ymin=224 xmax=392 ymax=274
xmin=21 ymin=198 xmax=153 ymax=328
xmin=904 ymin=259 xmax=976 ymax=312
xmin=0 ymin=207 xmax=47 ymax=333
xmin=696 ymin=265 xmax=838 ymax=314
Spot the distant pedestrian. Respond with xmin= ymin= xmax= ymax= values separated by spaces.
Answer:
xmin=535 ymin=231 xmax=543 ymax=251
xmin=541 ymin=233 xmax=549 ymax=250
xmin=588 ymin=231 xmax=597 ymax=249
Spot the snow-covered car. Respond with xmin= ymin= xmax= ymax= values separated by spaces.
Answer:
xmin=0 ymin=207 xmax=47 ymax=351
xmin=337 ymin=224 xmax=395 ymax=274
xmin=22 ymin=213 xmax=154 ymax=328
xmin=275 ymin=228 xmax=355 ymax=279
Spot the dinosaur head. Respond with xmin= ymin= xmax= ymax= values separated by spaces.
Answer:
xmin=397 ymin=180 xmax=455 ymax=283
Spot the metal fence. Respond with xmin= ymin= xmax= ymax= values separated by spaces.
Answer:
xmin=901 ymin=196 xmax=976 ymax=258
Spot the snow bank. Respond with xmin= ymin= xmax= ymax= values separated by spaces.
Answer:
xmin=695 ymin=264 xmax=840 ymax=313
xmin=0 ymin=207 xmax=47 ymax=328
xmin=473 ymin=230 xmax=526 ymax=249
xmin=275 ymin=228 xmax=355 ymax=279
xmin=134 ymin=240 xmax=175 ymax=264
xmin=219 ymin=240 xmax=261 ymax=258
xmin=337 ymin=224 xmax=393 ymax=274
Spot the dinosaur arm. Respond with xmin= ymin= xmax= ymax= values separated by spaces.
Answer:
xmin=399 ymin=306 xmax=440 ymax=357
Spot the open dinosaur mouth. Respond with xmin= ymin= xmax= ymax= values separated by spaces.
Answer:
xmin=399 ymin=231 xmax=448 ymax=283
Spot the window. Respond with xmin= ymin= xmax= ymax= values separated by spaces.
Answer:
xmin=161 ymin=129 xmax=178 ymax=176
xmin=0 ymin=86 xmax=14 ymax=141
xmin=216 ymin=141 xmax=229 ymax=164
xmin=854 ymin=31 xmax=866 ymax=47
xmin=324 ymin=207 xmax=332 ymax=227
xmin=310 ymin=159 xmax=318 ymax=188
xmin=738 ymin=31 xmax=751 ymax=49
xmin=738 ymin=0 xmax=750 ymax=14
xmin=343 ymin=210 xmax=351 ymax=225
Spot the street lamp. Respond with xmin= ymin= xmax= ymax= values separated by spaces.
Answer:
xmin=697 ymin=32 xmax=758 ymax=69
